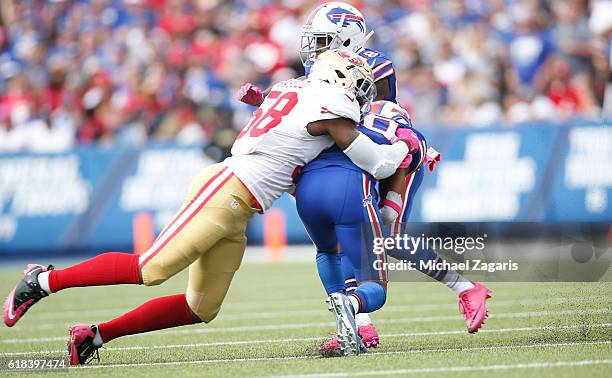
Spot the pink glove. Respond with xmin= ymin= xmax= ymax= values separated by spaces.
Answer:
xmin=424 ymin=147 xmax=441 ymax=172
xmin=391 ymin=128 xmax=420 ymax=153
xmin=390 ymin=128 xmax=420 ymax=168
xmin=236 ymin=83 xmax=264 ymax=106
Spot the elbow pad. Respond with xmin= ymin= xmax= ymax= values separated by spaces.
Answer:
xmin=371 ymin=161 xmax=400 ymax=180
xmin=343 ymin=133 xmax=409 ymax=180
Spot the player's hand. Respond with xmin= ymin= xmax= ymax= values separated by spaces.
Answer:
xmin=390 ymin=128 xmax=420 ymax=169
xmin=424 ymin=147 xmax=441 ymax=172
xmin=391 ymin=128 xmax=420 ymax=153
xmin=236 ymin=83 xmax=264 ymax=106
xmin=380 ymin=191 xmax=402 ymax=225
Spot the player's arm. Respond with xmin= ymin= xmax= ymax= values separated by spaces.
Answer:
xmin=374 ymin=77 xmax=390 ymax=102
xmin=306 ymin=117 xmax=411 ymax=180
xmin=379 ymin=169 xmax=407 ymax=225
xmin=370 ymin=55 xmax=395 ymax=101
xmin=379 ymin=130 xmax=441 ymax=225
xmin=380 ymin=167 xmax=406 ymax=199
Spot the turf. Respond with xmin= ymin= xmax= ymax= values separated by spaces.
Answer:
xmin=0 ymin=256 xmax=611 ymax=377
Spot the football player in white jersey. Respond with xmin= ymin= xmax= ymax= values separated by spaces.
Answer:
xmin=3 ymin=50 xmax=418 ymax=365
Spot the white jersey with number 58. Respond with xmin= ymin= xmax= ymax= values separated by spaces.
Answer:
xmin=225 ymin=78 xmax=359 ymax=211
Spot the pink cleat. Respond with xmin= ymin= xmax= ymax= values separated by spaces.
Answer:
xmin=318 ymin=324 xmax=379 ymax=357
xmin=358 ymin=323 xmax=380 ymax=348
xmin=3 ymin=264 xmax=53 ymax=327
xmin=67 ymin=324 xmax=101 ymax=365
xmin=318 ymin=334 xmax=342 ymax=357
xmin=458 ymin=281 xmax=492 ymax=333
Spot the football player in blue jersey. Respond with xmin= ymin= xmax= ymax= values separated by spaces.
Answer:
xmin=297 ymin=98 xmax=422 ymax=356
xmin=236 ymin=2 xmax=397 ymax=105
xmin=237 ymin=1 xmax=492 ymax=356
xmin=298 ymin=2 xmax=397 ymax=102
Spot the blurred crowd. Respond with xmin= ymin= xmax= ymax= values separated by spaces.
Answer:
xmin=0 ymin=0 xmax=610 ymax=153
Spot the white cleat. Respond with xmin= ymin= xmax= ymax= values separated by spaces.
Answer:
xmin=326 ymin=293 xmax=366 ymax=356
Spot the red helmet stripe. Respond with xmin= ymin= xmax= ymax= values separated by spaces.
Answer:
xmin=329 ymin=14 xmax=364 ymax=22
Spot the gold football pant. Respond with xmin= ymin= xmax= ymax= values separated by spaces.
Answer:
xmin=138 ymin=163 xmax=260 ymax=322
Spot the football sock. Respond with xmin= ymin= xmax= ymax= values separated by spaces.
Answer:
xmin=316 ymin=251 xmax=345 ymax=295
xmin=98 ymin=294 xmax=196 ymax=343
xmin=340 ymin=252 xmax=358 ymax=293
xmin=348 ymin=295 xmax=360 ymax=315
xmin=48 ymin=252 xmax=141 ymax=293
xmin=388 ymin=243 xmax=474 ymax=295
xmin=37 ymin=271 xmax=51 ymax=295
xmin=443 ymin=270 xmax=475 ymax=295
xmin=355 ymin=312 xmax=372 ymax=326
xmin=352 ymin=281 xmax=386 ymax=313
xmin=92 ymin=327 xmax=103 ymax=347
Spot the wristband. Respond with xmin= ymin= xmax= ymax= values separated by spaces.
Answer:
xmin=381 ymin=199 xmax=402 ymax=214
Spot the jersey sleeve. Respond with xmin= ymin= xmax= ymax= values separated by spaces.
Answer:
xmin=358 ymin=49 xmax=398 ymax=102
xmin=371 ymin=58 xmax=395 ymax=82
xmin=311 ymin=81 xmax=361 ymax=123
xmin=357 ymin=125 xmax=392 ymax=145
xmin=359 ymin=49 xmax=396 ymax=82
xmin=358 ymin=109 xmax=399 ymax=144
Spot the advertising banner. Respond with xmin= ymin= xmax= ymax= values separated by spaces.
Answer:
xmin=1 ymin=122 xmax=610 ymax=254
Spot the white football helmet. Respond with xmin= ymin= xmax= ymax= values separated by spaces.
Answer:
xmin=309 ymin=50 xmax=376 ymax=113
xmin=299 ymin=2 xmax=373 ymax=68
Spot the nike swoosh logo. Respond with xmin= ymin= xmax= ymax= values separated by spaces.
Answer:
xmin=6 ymin=291 xmax=16 ymax=320
xmin=26 ymin=268 xmax=43 ymax=278
xmin=79 ymin=345 xmax=90 ymax=358
xmin=345 ymin=94 xmax=355 ymax=102
xmin=470 ymin=305 xmax=483 ymax=326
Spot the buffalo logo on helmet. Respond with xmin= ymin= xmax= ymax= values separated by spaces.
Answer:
xmin=326 ymin=7 xmax=365 ymax=32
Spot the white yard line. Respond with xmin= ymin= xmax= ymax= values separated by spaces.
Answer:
xmin=251 ymin=359 xmax=612 ymax=378
xmin=1 ymin=307 xmax=610 ymax=344
xmin=1 ymin=323 xmax=610 ymax=356
xmin=19 ymin=294 xmax=611 ymax=321
xmin=72 ymin=344 xmax=612 ymax=370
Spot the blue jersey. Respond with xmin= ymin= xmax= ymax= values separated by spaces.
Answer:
xmin=356 ymin=48 xmax=397 ymax=103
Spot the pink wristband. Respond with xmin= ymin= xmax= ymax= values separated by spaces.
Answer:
xmin=380 ymin=199 xmax=402 ymax=214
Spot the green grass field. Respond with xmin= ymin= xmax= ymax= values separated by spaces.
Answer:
xmin=1 ymin=255 xmax=611 ymax=377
